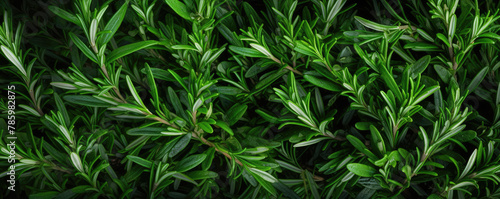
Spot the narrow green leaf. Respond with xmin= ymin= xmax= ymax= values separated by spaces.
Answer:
xmin=186 ymin=171 xmax=218 ymax=180
xmin=62 ymin=95 xmax=112 ymax=107
xmin=347 ymin=135 xmax=378 ymax=160
xmin=434 ymin=64 xmax=452 ymax=83
xmin=126 ymin=75 xmax=145 ymax=107
xmin=69 ymin=33 xmax=98 ymax=63
xmin=169 ymin=133 xmax=192 ymax=157
xmin=412 ymin=86 xmax=440 ymax=105
xmin=229 ymin=46 xmax=267 ymax=58
xmin=304 ymin=74 xmax=342 ymax=92
xmin=248 ymin=167 xmax=277 ymax=183
xmin=252 ymin=69 xmax=288 ymax=97
xmin=176 ymin=154 xmax=207 ymax=172
xmin=70 ymin=152 xmax=84 ymax=172
xmin=411 ymin=55 xmax=431 ymax=78
xmin=164 ymin=0 xmax=192 ymax=20
xmin=168 ymin=69 xmax=188 ymax=92
xmin=225 ymin=103 xmax=248 ymax=126
xmin=145 ymin=63 xmax=159 ymax=109
xmin=172 ymin=172 xmax=198 ymax=185
xmin=355 ymin=122 xmax=371 ymax=131
xmin=479 ymin=32 xmax=500 ymax=40
xmin=293 ymin=137 xmax=329 ymax=147
xmin=416 ymin=29 xmax=434 ymax=42
xmin=98 ymin=2 xmax=128 ymax=46
xmin=215 ymin=120 xmax=233 ymax=136
xmin=107 ymin=40 xmax=159 ymax=64
xmin=48 ymin=6 xmax=80 ymax=25
xmin=127 ymin=127 xmax=168 ymax=136
xmin=467 ymin=67 xmax=488 ymax=94
xmin=198 ymin=122 xmax=213 ymax=133
xmin=436 ymin=33 xmax=450 ymax=47
xmin=459 ymin=149 xmax=477 ymax=179
xmin=354 ymin=16 xmax=399 ymax=31
xmin=404 ymin=42 xmax=440 ymax=51
xmin=127 ymin=155 xmax=153 ymax=168
xmin=347 ymin=163 xmax=377 ymax=177
xmin=380 ymin=66 xmax=403 ymax=102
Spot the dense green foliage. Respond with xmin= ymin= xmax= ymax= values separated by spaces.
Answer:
xmin=2 ymin=0 xmax=500 ymax=198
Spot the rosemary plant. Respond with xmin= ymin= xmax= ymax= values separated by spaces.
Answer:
xmin=2 ymin=0 xmax=500 ymax=198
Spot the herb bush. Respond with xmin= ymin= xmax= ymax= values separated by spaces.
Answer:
xmin=2 ymin=0 xmax=500 ymax=198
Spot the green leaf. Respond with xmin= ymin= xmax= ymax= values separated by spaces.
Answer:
xmin=404 ymin=42 xmax=440 ymax=51
xmin=459 ymin=149 xmax=477 ymax=179
xmin=127 ymin=155 xmax=153 ymax=168
xmin=436 ymin=33 xmax=450 ymax=47
xmin=127 ymin=127 xmax=168 ymax=136
xmin=107 ymin=40 xmax=159 ymax=64
xmin=98 ymin=2 xmax=128 ymax=46
xmin=186 ymin=171 xmax=218 ymax=180
xmin=62 ymin=95 xmax=113 ymax=107
xmin=304 ymin=74 xmax=342 ymax=92
xmin=370 ymin=125 xmax=386 ymax=154
xmin=467 ymin=66 xmax=488 ymax=94
xmin=479 ymin=32 xmax=500 ymax=40
xmin=380 ymin=66 xmax=403 ymax=102
xmin=272 ymin=181 xmax=302 ymax=199
xmin=293 ymin=137 xmax=329 ymax=147
xmin=175 ymin=154 xmax=207 ymax=172
xmin=168 ymin=69 xmax=188 ymax=92
xmin=416 ymin=29 xmax=434 ymax=42
xmin=411 ymin=55 xmax=431 ymax=78
xmin=354 ymin=16 xmax=399 ymax=31
xmin=412 ymin=85 xmax=440 ymax=106
xmin=347 ymin=163 xmax=377 ymax=177
xmin=145 ymin=63 xmax=159 ymax=109
xmin=215 ymin=120 xmax=234 ymax=136
xmin=69 ymin=33 xmax=98 ymax=63
xmin=453 ymin=131 xmax=476 ymax=142
xmin=225 ymin=103 xmax=248 ymax=126
xmin=198 ymin=122 xmax=213 ymax=133
xmin=169 ymin=133 xmax=192 ymax=157
xmin=248 ymin=167 xmax=278 ymax=183
xmin=48 ymin=6 xmax=79 ymax=25
xmin=434 ymin=64 xmax=452 ymax=83
xmin=29 ymin=192 xmax=60 ymax=199
xmin=172 ymin=172 xmax=198 ymax=185
xmin=53 ymin=93 xmax=69 ymax=124
xmin=380 ymin=0 xmax=407 ymax=23
xmin=164 ymin=0 xmax=192 ymax=20
xmin=126 ymin=75 xmax=146 ymax=108
xmin=355 ymin=122 xmax=371 ymax=131
xmin=347 ymin=135 xmax=378 ymax=160
xmin=229 ymin=46 xmax=267 ymax=58
xmin=253 ymin=69 xmax=288 ymax=91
